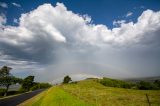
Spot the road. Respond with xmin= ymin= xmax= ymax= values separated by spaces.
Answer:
xmin=0 ymin=89 xmax=44 ymax=106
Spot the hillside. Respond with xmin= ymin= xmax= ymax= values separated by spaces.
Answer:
xmin=19 ymin=79 xmax=160 ymax=106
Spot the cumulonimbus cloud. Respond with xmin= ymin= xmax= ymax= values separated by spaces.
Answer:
xmin=0 ymin=3 xmax=160 ymax=80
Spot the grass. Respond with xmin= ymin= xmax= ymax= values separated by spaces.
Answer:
xmin=61 ymin=79 xmax=160 ymax=106
xmin=18 ymin=86 xmax=94 ymax=106
xmin=19 ymin=79 xmax=160 ymax=106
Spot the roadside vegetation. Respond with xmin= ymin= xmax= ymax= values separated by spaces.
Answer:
xmin=19 ymin=75 xmax=52 ymax=92
xmin=0 ymin=66 xmax=23 ymax=96
xmin=0 ymin=66 xmax=52 ymax=97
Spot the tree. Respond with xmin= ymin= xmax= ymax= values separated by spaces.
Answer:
xmin=21 ymin=76 xmax=34 ymax=91
xmin=0 ymin=66 xmax=12 ymax=77
xmin=63 ymin=75 xmax=72 ymax=84
xmin=0 ymin=66 xmax=22 ymax=96
xmin=137 ymin=81 xmax=156 ymax=90
xmin=154 ymin=80 xmax=160 ymax=88
xmin=30 ymin=82 xmax=52 ymax=91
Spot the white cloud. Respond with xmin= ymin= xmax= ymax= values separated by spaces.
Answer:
xmin=126 ymin=12 xmax=133 ymax=17
xmin=113 ymin=20 xmax=126 ymax=27
xmin=0 ymin=3 xmax=160 ymax=49
xmin=12 ymin=2 xmax=21 ymax=7
xmin=0 ymin=3 xmax=160 ymax=50
xmin=0 ymin=2 xmax=8 ymax=8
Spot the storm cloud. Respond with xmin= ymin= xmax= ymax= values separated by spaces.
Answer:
xmin=0 ymin=3 xmax=160 ymax=82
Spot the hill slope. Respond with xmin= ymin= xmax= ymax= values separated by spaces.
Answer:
xmin=19 ymin=79 xmax=160 ymax=106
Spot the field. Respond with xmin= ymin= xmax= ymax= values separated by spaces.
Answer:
xmin=19 ymin=79 xmax=160 ymax=106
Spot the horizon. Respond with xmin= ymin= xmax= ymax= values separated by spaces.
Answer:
xmin=0 ymin=0 xmax=160 ymax=82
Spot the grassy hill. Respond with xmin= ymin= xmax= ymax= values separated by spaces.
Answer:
xmin=19 ymin=79 xmax=160 ymax=106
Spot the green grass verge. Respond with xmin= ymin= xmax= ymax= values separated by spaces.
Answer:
xmin=18 ymin=86 xmax=94 ymax=106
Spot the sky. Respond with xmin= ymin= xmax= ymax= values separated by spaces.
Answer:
xmin=0 ymin=0 xmax=160 ymax=83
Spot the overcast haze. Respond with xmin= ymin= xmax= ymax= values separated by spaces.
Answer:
xmin=0 ymin=0 xmax=160 ymax=82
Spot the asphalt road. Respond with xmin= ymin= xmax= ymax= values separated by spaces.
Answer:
xmin=0 ymin=89 xmax=44 ymax=106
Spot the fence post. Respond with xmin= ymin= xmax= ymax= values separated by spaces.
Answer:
xmin=146 ymin=94 xmax=151 ymax=106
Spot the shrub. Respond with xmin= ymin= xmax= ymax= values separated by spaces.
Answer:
xmin=70 ymin=81 xmax=78 ymax=84
xmin=0 ymin=88 xmax=5 ymax=96
xmin=30 ymin=82 xmax=52 ymax=91
xmin=99 ymin=77 xmax=136 ymax=89
xmin=137 ymin=81 xmax=159 ymax=90
xmin=154 ymin=80 xmax=160 ymax=88
xmin=18 ymin=87 xmax=27 ymax=93
xmin=30 ymin=84 xmax=39 ymax=91
xmin=40 ymin=83 xmax=52 ymax=88
xmin=7 ymin=91 xmax=21 ymax=96
xmin=0 ymin=89 xmax=21 ymax=96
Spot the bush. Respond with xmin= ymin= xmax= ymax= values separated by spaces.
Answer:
xmin=0 ymin=88 xmax=5 ymax=96
xmin=99 ymin=77 xmax=136 ymax=89
xmin=137 ymin=81 xmax=159 ymax=90
xmin=30 ymin=84 xmax=39 ymax=91
xmin=18 ymin=87 xmax=27 ymax=93
xmin=30 ymin=83 xmax=52 ymax=91
xmin=39 ymin=83 xmax=52 ymax=89
xmin=7 ymin=91 xmax=21 ymax=96
xmin=154 ymin=80 xmax=160 ymax=88
xmin=0 ymin=89 xmax=22 ymax=96
xmin=99 ymin=78 xmax=160 ymax=90
xmin=70 ymin=81 xmax=78 ymax=84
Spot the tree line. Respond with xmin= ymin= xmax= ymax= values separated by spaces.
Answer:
xmin=98 ymin=77 xmax=160 ymax=90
